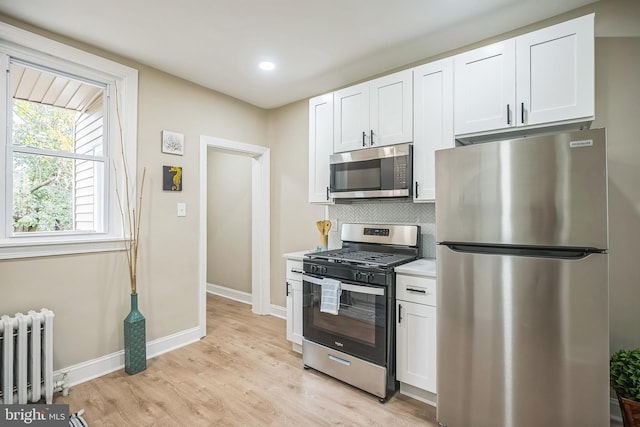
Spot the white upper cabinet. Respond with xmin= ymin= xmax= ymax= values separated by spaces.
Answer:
xmin=454 ymin=40 xmax=516 ymax=135
xmin=454 ymin=14 xmax=594 ymax=138
xmin=333 ymin=83 xmax=369 ymax=153
xmin=334 ymin=69 xmax=413 ymax=153
xmin=516 ymin=14 xmax=594 ymax=127
xmin=413 ymin=58 xmax=454 ymax=202
xmin=370 ymin=70 xmax=414 ymax=147
xmin=308 ymin=94 xmax=334 ymax=204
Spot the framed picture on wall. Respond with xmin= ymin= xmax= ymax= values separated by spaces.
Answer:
xmin=161 ymin=130 xmax=184 ymax=155
xmin=163 ymin=165 xmax=183 ymax=191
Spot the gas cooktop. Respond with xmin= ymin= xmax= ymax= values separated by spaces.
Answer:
xmin=304 ymin=223 xmax=421 ymax=268
xmin=305 ymin=248 xmax=417 ymax=268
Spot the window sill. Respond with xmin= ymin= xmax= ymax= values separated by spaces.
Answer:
xmin=0 ymin=236 xmax=128 ymax=260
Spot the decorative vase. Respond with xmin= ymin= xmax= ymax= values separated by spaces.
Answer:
xmin=124 ymin=293 xmax=146 ymax=375
xmin=619 ymin=395 xmax=640 ymax=427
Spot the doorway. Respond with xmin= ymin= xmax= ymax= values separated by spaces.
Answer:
xmin=198 ymin=135 xmax=271 ymax=338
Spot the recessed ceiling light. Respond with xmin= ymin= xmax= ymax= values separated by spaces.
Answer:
xmin=258 ymin=61 xmax=275 ymax=71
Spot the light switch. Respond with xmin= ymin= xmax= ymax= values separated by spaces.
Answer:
xmin=177 ymin=202 xmax=186 ymax=217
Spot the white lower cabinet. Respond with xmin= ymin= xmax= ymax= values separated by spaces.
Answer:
xmin=286 ymin=279 xmax=303 ymax=348
xmin=396 ymin=273 xmax=437 ymax=397
xmin=285 ymin=256 xmax=304 ymax=353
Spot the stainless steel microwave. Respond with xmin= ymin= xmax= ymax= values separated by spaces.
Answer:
xmin=329 ymin=143 xmax=412 ymax=199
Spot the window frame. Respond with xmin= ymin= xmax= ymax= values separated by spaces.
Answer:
xmin=0 ymin=22 xmax=138 ymax=259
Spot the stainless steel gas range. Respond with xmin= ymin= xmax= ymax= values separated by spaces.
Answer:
xmin=302 ymin=223 xmax=421 ymax=402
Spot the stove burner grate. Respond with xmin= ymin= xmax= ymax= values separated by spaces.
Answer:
xmin=307 ymin=248 xmax=416 ymax=268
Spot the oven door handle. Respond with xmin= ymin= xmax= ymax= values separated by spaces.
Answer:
xmin=303 ymin=274 xmax=385 ymax=296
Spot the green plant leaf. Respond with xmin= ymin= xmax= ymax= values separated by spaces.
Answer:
xmin=611 ymin=348 xmax=640 ymax=401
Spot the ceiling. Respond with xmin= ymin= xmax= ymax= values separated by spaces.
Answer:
xmin=0 ymin=0 xmax=604 ymax=109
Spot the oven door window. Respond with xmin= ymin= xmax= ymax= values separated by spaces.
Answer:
xmin=303 ymin=278 xmax=387 ymax=366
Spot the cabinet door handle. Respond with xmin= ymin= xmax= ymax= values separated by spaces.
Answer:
xmin=506 ymin=104 xmax=511 ymax=125
xmin=370 ymin=130 xmax=374 ymax=145
xmin=406 ymin=287 xmax=427 ymax=294
xmin=362 ymin=131 xmax=366 ymax=147
xmin=286 ymin=281 xmax=290 ymax=297
xmin=398 ymin=303 xmax=403 ymax=324
xmin=415 ymin=181 xmax=419 ymax=198
xmin=326 ymin=186 xmax=330 ymax=201
xmin=521 ymin=102 xmax=525 ymax=124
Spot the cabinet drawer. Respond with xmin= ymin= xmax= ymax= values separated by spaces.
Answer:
xmin=286 ymin=259 xmax=304 ymax=281
xmin=396 ymin=274 xmax=436 ymax=306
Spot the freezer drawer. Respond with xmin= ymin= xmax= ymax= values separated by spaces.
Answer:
xmin=436 ymin=245 xmax=609 ymax=427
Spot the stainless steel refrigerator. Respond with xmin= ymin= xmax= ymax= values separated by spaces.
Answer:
xmin=435 ymin=128 xmax=609 ymax=427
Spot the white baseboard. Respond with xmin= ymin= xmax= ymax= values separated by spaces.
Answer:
xmin=54 ymin=290 xmax=288 ymax=393
xmin=270 ymin=304 xmax=286 ymax=319
xmin=206 ymin=283 xmax=286 ymax=319
xmin=54 ymin=326 xmax=201 ymax=388
xmin=207 ymin=283 xmax=251 ymax=304
xmin=398 ymin=382 xmax=437 ymax=407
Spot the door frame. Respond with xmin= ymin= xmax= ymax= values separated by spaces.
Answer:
xmin=199 ymin=135 xmax=271 ymax=337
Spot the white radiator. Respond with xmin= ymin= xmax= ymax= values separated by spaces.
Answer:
xmin=0 ymin=308 xmax=54 ymax=404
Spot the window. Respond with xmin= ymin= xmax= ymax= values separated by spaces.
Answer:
xmin=0 ymin=22 xmax=138 ymax=259
xmin=11 ymin=60 xmax=106 ymax=235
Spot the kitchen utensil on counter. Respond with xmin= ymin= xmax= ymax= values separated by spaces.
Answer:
xmin=316 ymin=220 xmax=331 ymax=250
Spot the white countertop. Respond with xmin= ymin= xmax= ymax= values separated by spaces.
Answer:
xmin=395 ymin=258 xmax=436 ymax=277
xmin=282 ymin=250 xmax=313 ymax=261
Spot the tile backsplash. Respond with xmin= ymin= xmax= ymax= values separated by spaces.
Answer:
xmin=327 ymin=200 xmax=436 ymax=258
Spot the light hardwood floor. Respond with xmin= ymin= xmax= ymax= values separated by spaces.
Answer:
xmin=56 ymin=294 xmax=437 ymax=426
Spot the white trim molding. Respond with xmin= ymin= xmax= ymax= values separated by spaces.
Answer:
xmin=206 ymin=283 xmax=252 ymax=305
xmin=207 ymin=285 xmax=286 ymax=319
xmin=0 ymin=236 xmax=127 ymax=259
xmin=0 ymin=21 xmax=138 ymax=259
xmin=199 ymin=135 xmax=271 ymax=339
xmin=270 ymin=304 xmax=286 ymax=320
xmin=54 ymin=327 xmax=201 ymax=388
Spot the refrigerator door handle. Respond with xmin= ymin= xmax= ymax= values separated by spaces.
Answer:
xmin=442 ymin=243 xmax=605 ymax=259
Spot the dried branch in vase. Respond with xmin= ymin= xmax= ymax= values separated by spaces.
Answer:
xmin=114 ymin=84 xmax=146 ymax=295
